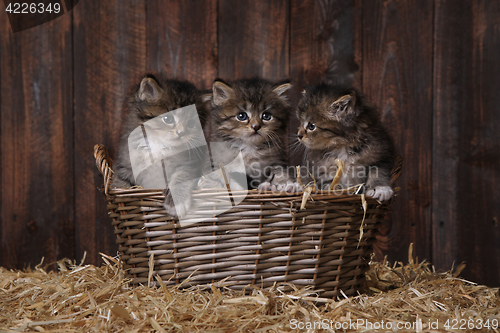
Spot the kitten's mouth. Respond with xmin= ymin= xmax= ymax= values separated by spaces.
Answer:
xmin=168 ymin=138 xmax=182 ymax=144
xmin=166 ymin=137 xmax=189 ymax=147
xmin=248 ymin=131 xmax=262 ymax=138
xmin=298 ymin=137 xmax=309 ymax=145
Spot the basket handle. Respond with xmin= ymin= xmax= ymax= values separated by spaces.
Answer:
xmin=390 ymin=155 xmax=403 ymax=186
xmin=94 ymin=144 xmax=113 ymax=195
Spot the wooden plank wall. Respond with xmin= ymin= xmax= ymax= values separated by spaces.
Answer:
xmin=0 ymin=0 xmax=499 ymax=287
xmin=0 ymin=5 xmax=75 ymax=269
xmin=433 ymin=0 xmax=500 ymax=285
xmin=362 ymin=0 xmax=434 ymax=265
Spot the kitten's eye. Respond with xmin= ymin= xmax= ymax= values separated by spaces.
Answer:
xmin=162 ymin=114 xmax=174 ymax=124
xmin=236 ymin=112 xmax=248 ymax=121
xmin=307 ymin=123 xmax=316 ymax=131
xmin=187 ymin=119 xmax=196 ymax=129
xmin=262 ymin=112 xmax=272 ymax=121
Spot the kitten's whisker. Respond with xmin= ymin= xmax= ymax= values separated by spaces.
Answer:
xmin=264 ymin=135 xmax=272 ymax=149
xmin=266 ymin=132 xmax=284 ymax=153
xmin=289 ymin=137 xmax=305 ymax=156
xmin=289 ymin=138 xmax=301 ymax=149
xmin=300 ymin=147 xmax=307 ymax=157
xmin=185 ymin=138 xmax=205 ymax=159
xmin=269 ymin=132 xmax=284 ymax=146
xmin=268 ymin=136 xmax=280 ymax=152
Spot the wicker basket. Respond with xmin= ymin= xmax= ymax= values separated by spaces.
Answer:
xmin=94 ymin=144 xmax=401 ymax=298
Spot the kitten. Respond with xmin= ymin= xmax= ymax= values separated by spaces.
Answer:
xmin=296 ymin=83 xmax=395 ymax=201
xmin=208 ymin=77 xmax=298 ymax=192
xmin=113 ymin=73 xmax=210 ymax=216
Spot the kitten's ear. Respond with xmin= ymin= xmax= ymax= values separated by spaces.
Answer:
xmin=328 ymin=91 xmax=357 ymax=117
xmin=199 ymin=93 xmax=213 ymax=112
xmin=201 ymin=93 xmax=212 ymax=103
xmin=272 ymin=81 xmax=293 ymax=100
xmin=139 ymin=76 xmax=162 ymax=102
xmin=212 ymin=79 xmax=234 ymax=106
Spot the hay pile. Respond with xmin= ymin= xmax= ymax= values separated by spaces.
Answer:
xmin=1 ymin=246 xmax=499 ymax=332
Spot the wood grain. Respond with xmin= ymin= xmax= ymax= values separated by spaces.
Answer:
xmin=362 ymin=0 xmax=434 ymax=263
xmin=290 ymin=0 xmax=358 ymax=88
xmin=290 ymin=0 xmax=359 ymax=165
xmin=218 ymin=0 xmax=289 ymax=80
xmin=147 ymin=0 xmax=217 ymax=90
xmin=353 ymin=0 xmax=363 ymax=91
xmin=73 ymin=0 xmax=147 ymax=265
xmin=432 ymin=0 xmax=470 ymax=276
xmin=456 ymin=0 xmax=500 ymax=286
xmin=0 ymin=9 xmax=74 ymax=268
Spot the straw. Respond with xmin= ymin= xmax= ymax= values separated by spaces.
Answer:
xmin=1 ymin=246 xmax=498 ymax=332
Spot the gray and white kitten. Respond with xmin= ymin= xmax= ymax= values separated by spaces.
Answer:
xmin=113 ymin=73 xmax=210 ymax=216
xmin=208 ymin=77 xmax=299 ymax=192
xmin=296 ymin=83 xmax=395 ymax=201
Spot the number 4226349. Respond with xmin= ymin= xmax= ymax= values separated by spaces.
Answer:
xmin=6 ymin=2 xmax=61 ymax=14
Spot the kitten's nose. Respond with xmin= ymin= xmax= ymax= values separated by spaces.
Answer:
xmin=177 ymin=129 xmax=185 ymax=137
xmin=298 ymin=134 xmax=303 ymax=140
xmin=251 ymin=124 xmax=261 ymax=132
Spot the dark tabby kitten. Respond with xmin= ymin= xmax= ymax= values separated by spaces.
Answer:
xmin=208 ymin=77 xmax=298 ymax=191
xmin=297 ymin=83 xmax=395 ymax=200
xmin=113 ymin=73 xmax=210 ymax=216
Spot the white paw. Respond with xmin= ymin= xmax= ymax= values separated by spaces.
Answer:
xmin=366 ymin=186 xmax=393 ymax=201
xmin=276 ymin=181 xmax=303 ymax=193
xmin=258 ymin=181 xmax=276 ymax=192
xmin=164 ymin=200 xmax=191 ymax=217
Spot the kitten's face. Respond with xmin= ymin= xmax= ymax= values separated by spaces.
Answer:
xmin=211 ymin=78 xmax=292 ymax=147
xmin=125 ymin=75 xmax=208 ymax=156
xmin=216 ymin=101 xmax=280 ymax=146
xmin=143 ymin=107 xmax=204 ymax=149
xmin=127 ymin=75 xmax=209 ymax=130
xmin=297 ymin=87 xmax=357 ymax=150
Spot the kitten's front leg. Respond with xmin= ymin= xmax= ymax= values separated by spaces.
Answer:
xmin=365 ymin=164 xmax=393 ymax=201
xmin=163 ymin=170 xmax=197 ymax=217
xmin=366 ymin=186 xmax=393 ymax=201
xmin=257 ymin=181 xmax=277 ymax=192
xmin=112 ymin=160 xmax=134 ymax=188
xmin=265 ymin=166 xmax=302 ymax=193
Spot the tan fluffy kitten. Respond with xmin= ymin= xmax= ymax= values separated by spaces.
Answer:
xmin=297 ymin=84 xmax=395 ymax=200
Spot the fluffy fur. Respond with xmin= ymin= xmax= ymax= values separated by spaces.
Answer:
xmin=113 ymin=73 xmax=210 ymax=216
xmin=296 ymin=83 xmax=395 ymax=201
xmin=208 ymin=77 xmax=298 ymax=191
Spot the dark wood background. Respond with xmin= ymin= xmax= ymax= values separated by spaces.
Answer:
xmin=1 ymin=0 xmax=499 ymax=287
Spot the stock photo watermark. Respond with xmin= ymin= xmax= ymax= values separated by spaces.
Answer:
xmin=4 ymin=0 xmax=79 ymax=32
xmin=289 ymin=318 xmax=499 ymax=331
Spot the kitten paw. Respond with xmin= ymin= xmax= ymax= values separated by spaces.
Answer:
xmin=258 ymin=182 xmax=277 ymax=192
xmin=276 ymin=181 xmax=303 ymax=193
xmin=366 ymin=186 xmax=393 ymax=201
xmin=163 ymin=189 xmax=192 ymax=217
